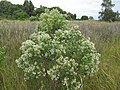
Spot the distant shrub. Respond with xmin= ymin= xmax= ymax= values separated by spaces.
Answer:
xmin=89 ymin=16 xmax=94 ymax=20
xmin=29 ymin=16 xmax=39 ymax=21
xmin=81 ymin=15 xmax=89 ymax=20
xmin=15 ymin=11 xmax=29 ymax=20
xmin=16 ymin=9 xmax=100 ymax=90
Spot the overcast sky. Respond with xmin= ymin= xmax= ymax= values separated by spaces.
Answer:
xmin=7 ymin=0 xmax=120 ymax=19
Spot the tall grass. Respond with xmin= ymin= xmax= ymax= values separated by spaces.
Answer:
xmin=0 ymin=20 xmax=120 ymax=90
xmin=0 ymin=20 xmax=37 ymax=90
xmin=74 ymin=21 xmax=120 ymax=90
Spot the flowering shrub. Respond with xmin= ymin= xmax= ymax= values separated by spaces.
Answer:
xmin=38 ymin=9 xmax=68 ymax=34
xmin=16 ymin=9 xmax=100 ymax=90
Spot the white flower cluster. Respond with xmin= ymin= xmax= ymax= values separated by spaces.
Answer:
xmin=47 ymin=56 xmax=82 ymax=90
xmin=38 ymin=9 xmax=68 ymax=34
xmin=16 ymin=9 xmax=100 ymax=90
xmin=55 ymin=29 xmax=100 ymax=76
xmin=16 ymin=31 xmax=65 ymax=80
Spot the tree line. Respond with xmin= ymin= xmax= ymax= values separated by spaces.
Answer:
xmin=0 ymin=0 xmax=77 ymax=20
xmin=0 ymin=0 xmax=120 ymax=21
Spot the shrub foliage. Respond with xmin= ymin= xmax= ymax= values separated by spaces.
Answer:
xmin=16 ymin=9 xmax=100 ymax=90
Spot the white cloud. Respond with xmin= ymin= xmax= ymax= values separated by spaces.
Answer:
xmin=8 ymin=0 xmax=120 ymax=19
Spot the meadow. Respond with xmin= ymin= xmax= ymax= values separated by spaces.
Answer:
xmin=0 ymin=20 xmax=120 ymax=90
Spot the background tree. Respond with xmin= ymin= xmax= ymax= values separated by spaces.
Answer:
xmin=67 ymin=12 xmax=76 ymax=20
xmin=35 ymin=6 xmax=77 ymax=20
xmin=81 ymin=15 xmax=88 ymax=20
xmin=115 ymin=11 xmax=120 ymax=21
xmin=0 ymin=0 xmax=13 ymax=19
xmin=29 ymin=0 xmax=35 ymax=16
xmin=0 ymin=0 xmax=77 ymax=20
xmin=23 ymin=0 xmax=29 ymax=14
xmin=49 ymin=7 xmax=76 ymax=20
xmin=23 ymin=0 xmax=35 ymax=16
xmin=49 ymin=6 xmax=66 ymax=14
xmin=99 ymin=0 xmax=117 ymax=22
xmin=89 ymin=16 xmax=94 ymax=20
xmin=15 ymin=11 xmax=29 ymax=20
xmin=0 ymin=0 xmax=28 ymax=20
xmin=10 ymin=4 xmax=23 ymax=19
xmin=35 ymin=5 xmax=47 ymax=16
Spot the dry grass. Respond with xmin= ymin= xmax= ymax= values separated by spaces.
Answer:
xmin=0 ymin=20 xmax=120 ymax=90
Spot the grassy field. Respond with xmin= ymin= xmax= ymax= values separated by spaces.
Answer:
xmin=0 ymin=20 xmax=120 ymax=90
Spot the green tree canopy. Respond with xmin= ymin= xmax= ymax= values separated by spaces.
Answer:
xmin=23 ymin=0 xmax=35 ymax=16
xmin=0 ymin=0 xmax=77 ymax=20
xmin=0 ymin=0 xmax=24 ymax=19
xmin=81 ymin=15 xmax=88 ymax=20
xmin=35 ymin=5 xmax=47 ymax=16
xmin=89 ymin=16 xmax=94 ymax=20
xmin=99 ymin=0 xmax=118 ymax=21
xmin=0 ymin=0 xmax=12 ymax=18
xmin=15 ymin=11 xmax=29 ymax=20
